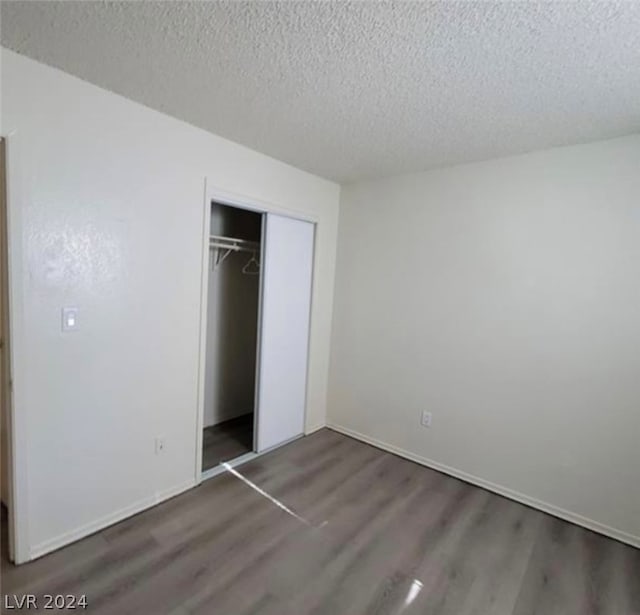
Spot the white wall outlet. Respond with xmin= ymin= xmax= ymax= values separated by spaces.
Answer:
xmin=155 ymin=437 xmax=166 ymax=455
xmin=61 ymin=307 xmax=79 ymax=331
xmin=421 ymin=411 xmax=432 ymax=428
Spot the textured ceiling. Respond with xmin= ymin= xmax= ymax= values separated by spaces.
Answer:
xmin=2 ymin=1 xmax=640 ymax=183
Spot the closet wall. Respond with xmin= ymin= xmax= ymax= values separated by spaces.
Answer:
xmin=204 ymin=205 xmax=261 ymax=428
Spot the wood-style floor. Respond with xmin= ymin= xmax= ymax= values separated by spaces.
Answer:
xmin=2 ymin=429 xmax=639 ymax=614
xmin=202 ymin=413 xmax=254 ymax=471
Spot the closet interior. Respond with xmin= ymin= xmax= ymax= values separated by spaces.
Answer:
xmin=202 ymin=202 xmax=262 ymax=472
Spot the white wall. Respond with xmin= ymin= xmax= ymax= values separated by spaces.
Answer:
xmin=329 ymin=135 xmax=640 ymax=546
xmin=1 ymin=49 xmax=340 ymax=561
xmin=204 ymin=206 xmax=261 ymax=427
xmin=204 ymin=253 xmax=260 ymax=427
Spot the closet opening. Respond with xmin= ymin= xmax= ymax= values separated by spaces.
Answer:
xmin=202 ymin=202 xmax=263 ymax=472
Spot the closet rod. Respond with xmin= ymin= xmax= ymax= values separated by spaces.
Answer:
xmin=209 ymin=234 xmax=260 ymax=253
xmin=209 ymin=234 xmax=260 ymax=270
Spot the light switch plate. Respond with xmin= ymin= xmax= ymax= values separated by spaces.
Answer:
xmin=62 ymin=307 xmax=79 ymax=331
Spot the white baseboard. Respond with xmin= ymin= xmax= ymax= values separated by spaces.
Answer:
xmin=29 ymin=479 xmax=196 ymax=561
xmin=327 ymin=422 xmax=640 ymax=550
xmin=204 ymin=410 xmax=253 ymax=429
xmin=304 ymin=423 xmax=326 ymax=436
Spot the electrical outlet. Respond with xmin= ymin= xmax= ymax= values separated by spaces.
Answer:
xmin=155 ymin=437 xmax=166 ymax=455
xmin=421 ymin=411 xmax=432 ymax=428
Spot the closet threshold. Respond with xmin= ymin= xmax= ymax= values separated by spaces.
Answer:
xmin=201 ymin=451 xmax=258 ymax=482
xmin=200 ymin=434 xmax=304 ymax=483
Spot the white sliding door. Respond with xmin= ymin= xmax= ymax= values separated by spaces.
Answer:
xmin=256 ymin=214 xmax=314 ymax=452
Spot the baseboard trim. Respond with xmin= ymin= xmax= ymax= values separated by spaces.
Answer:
xmin=29 ymin=478 xmax=196 ymax=561
xmin=327 ymin=422 xmax=640 ymax=550
xmin=304 ymin=423 xmax=326 ymax=436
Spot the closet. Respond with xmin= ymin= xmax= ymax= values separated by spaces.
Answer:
xmin=202 ymin=200 xmax=314 ymax=474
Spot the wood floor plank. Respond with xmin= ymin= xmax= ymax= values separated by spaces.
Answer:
xmin=509 ymin=513 xmax=639 ymax=615
xmin=2 ymin=429 xmax=637 ymax=615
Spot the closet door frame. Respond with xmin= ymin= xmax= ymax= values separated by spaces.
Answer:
xmin=195 ymin=180 xmax=318 ymax=483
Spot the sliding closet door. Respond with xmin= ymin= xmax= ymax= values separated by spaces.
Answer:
xmin=256 ymin=214 xmax=314 ymax=452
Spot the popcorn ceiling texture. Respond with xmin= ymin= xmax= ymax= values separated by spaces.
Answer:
xmin=2 ymin=1 xmax=639 ymax=182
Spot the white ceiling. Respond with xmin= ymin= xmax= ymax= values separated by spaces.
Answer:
xmin=2 ymin=1 xmax=639 ymax=183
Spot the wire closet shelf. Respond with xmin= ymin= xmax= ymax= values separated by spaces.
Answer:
xmin=209 ymin=234 xmax=261 ymax=273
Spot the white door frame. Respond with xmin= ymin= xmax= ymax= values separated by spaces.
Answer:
xmin=195 ymin=181 xmax=318 ymax=484
xmin=1 ymin=133 xmax=30 ymax=564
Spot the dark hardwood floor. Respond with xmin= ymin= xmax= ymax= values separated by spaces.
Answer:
xmin=2 ymin=429 xmax=638 ymax=614
xmin=202 ymin=413 xmax=254 ymax=471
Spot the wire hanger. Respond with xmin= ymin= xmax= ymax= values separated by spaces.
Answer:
xmin=242 ymin=250 xmax=261 ymax=275
xmin=209 ymin=234 xmax=260 ymax=272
